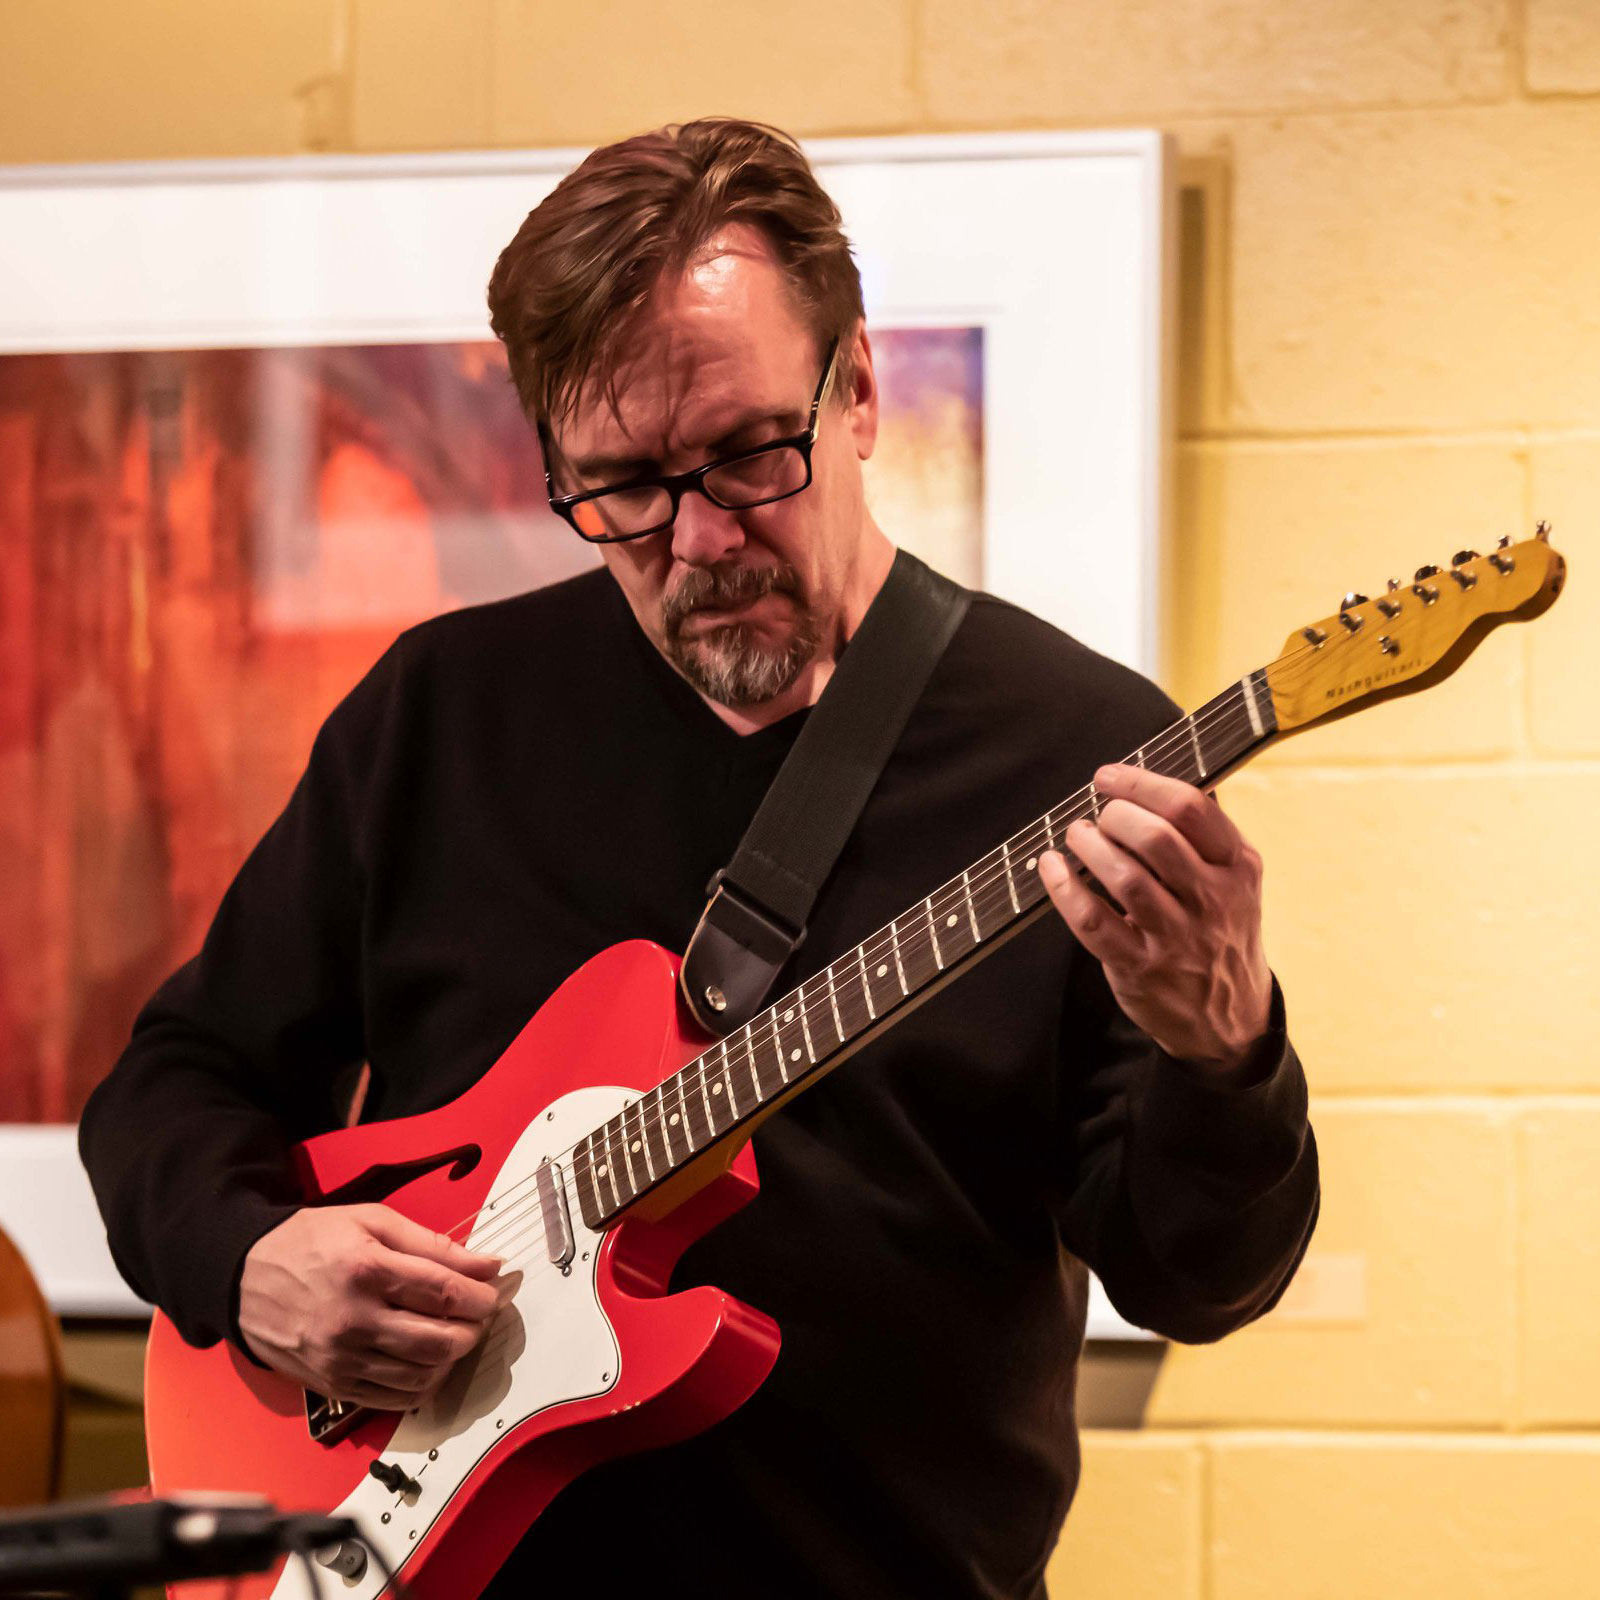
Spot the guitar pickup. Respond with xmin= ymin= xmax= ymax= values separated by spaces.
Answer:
xmin=535 ymin=1157 xmax=575 ymax=1268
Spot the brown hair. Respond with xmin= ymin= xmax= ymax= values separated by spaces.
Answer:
xmin=486 ymin=118 xmax=863 ymax=426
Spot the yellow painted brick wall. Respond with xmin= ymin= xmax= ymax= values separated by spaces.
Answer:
xmin=4 ymin=2 xmax=1596 ymax=1595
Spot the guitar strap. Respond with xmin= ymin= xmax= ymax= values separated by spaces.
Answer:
xmin=679 ymin=547 xmax=971 ymax=1035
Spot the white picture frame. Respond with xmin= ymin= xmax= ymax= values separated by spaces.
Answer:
xmin=0 ymin=130 xmax=1174 ymax=1336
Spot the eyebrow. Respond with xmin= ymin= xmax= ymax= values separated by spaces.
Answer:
xmin=566 ymin=407 xmax=802 ymax=477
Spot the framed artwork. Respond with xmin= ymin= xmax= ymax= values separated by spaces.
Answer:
xmin=0 ymin=131 xmax=1174 ymax=1332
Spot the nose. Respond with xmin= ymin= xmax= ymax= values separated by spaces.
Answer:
xmin=669 ymin=486 xmax=747 ymax=568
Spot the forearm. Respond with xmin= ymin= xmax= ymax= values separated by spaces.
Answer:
xmin=1058 ymin=974 xmax=1320 ymax=1344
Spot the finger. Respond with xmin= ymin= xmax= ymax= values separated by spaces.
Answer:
xmin=1094 ymin=798 xmax=1208 ymax=912
xmin=1064 ymin=818 xmax=1185 ymax=938
xmin=327 ymin=1351 xmax=439 ymax=1397
xmin=372 ymin=1248 xmax=502 ymax=1323
xmin=360 ymin=1206 xmax=505 ymax=1279
xmin=370 ymin=1308 xmax=491 ymax=1370
xmin=1037 ymin=850 xmax=1141 ymax=967
xmin=333 ymin=1378 xmax=438 ymax=1412
xmin=1094 ymin=764 xmax=1242 ymax=867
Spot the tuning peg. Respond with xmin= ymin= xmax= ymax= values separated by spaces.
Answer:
xmin=1497 ymin=534 xmax=1513 ymax=549
xmin=1340 ymin=592 xmax=1369 ymax=610
xmin=1536 ymin=519 xmax=1552 ymax=543
xmin=1387 ymin=577 xmax=1402 ymax=592
xmin=1452 ymin=549 xmax=1480 ymax=566
xmin=1414 ymin=565 xmax=1442 ymax=581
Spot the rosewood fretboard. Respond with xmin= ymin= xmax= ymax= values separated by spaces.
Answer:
xmin=570 ymin=667 xmax=1277 ymax=1230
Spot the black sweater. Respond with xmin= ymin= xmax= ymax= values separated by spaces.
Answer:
xmin=81 ymin=566 xmax=1318 ymax=1600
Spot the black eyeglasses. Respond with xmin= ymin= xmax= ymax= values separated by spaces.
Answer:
xmin=539 ymin=338 xmax=840 ymax=543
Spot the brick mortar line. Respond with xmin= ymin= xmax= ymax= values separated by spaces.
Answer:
xmin=1233 ymin=760 xmax=1600 ymax=778
xmin=1100 ymin=1427 xmax=1600 ymax=1443
xmin=1179 ymin=428 xmax=1600 ymax=447
xmin=1305 ymin=1093 xmax=1600 ymax=1109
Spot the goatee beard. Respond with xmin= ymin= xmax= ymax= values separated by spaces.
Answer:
xmin=662 ymin=562 xmax=819 ymax=709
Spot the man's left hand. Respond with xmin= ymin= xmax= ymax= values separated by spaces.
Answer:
xmin=1037 ymin=763 xmax=1273 ymax=1076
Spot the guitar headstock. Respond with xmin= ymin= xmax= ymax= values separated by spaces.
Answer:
xmin=1266 ymin=525 xmax=1567 ymax=735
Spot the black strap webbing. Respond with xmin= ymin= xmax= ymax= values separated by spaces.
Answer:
xmin=680 ymin=548 xmax=971 ymax=1034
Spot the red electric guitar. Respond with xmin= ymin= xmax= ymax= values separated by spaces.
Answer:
xmin=144 ymin=531 xmax=1566 ymax=1598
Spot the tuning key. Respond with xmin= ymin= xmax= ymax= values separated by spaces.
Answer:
xmin=1536 ymin=519 xmax=1552 ymax=543
xmin=1452 ymin=549 xmax=1480 ymax=566
xmin=1497 ymin=534 xmax=1513 ymax=549
xmin=1411 ymin=565 xmax=1441 ymax=604
xmin=1387 ymin=577 xmax=1402 ymax=591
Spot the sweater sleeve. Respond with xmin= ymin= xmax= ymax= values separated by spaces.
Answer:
xmin=1053 ymin=949 xmax=1320 ymax=1344
xmin=78 ymin=643 xmax=399 ymax=1350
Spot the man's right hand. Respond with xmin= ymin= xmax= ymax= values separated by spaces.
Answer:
xmin=237 ymin=1204 xmax=506 ymax=1410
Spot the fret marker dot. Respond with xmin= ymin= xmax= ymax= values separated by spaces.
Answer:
xmin=946 ymin=913 xmax=958 ymax=928
xmin=876 ymin=964 xmax=888 ymax=979
xmin=596 ymin=1164 xmax=607 ymax=1178
xmin=791 ymin=1048 xmax=801 ymax=1062
xmin=669 ymin=1113 xmax=680 ymax=1126
xmin=630 ymin=1141 xmax=641 ymax=1154
xmin=784 ymin=1008 xmax=794 ymax=1022
xmin=1026 ymin=857 xmax=1038 ymax=870
xmin=712 ymin=1083 xmax=724 ymax=1095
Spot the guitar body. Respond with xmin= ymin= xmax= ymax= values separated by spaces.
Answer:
xmin=144 ymin=940 xmax=780 ymax=1600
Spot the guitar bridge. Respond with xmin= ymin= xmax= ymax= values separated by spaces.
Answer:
xmin=305 ymin=1387 xmax=366 ymax=1444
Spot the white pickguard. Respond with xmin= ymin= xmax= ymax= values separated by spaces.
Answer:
xmin=268 ymin=1085 xmax=631 ymax=1598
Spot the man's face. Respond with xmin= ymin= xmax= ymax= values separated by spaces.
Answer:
xmin=543 ymin=224 xmax=879 ymax=709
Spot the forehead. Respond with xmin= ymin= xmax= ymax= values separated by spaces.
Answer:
xmin=553 ymin=227 xmax=818 ymax=461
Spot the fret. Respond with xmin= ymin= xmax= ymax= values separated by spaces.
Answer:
xmin=798 ymin=988 xmax=818 ymax=1064
xmin=1087 ymin=781 xmax=1101 ymax=821
xmin=718 ymin=1039 xmax=743 ymax=1119
xmin=646 ymin=1084 xmax=675 ymax=1177
xmin=617 ymin=1104 xmax=642 ymax=1193
xmin=657 ymin=1080 xmax=686 ymax=1164
xmin=600 ymin=1118 xmax=627 ymax=1209
xmin=1133 ymin=745 xmax=1147 ymax=768
xmin=863 ymin=943 xmax=900 ymax=1018
xmin=737 ymin=1030 xmax=763 ymax=1104
xmin=1241 ymin=673 xmax=1265 ymax=739
xmin=667 ymin=1074 xmax=695 ymax=1158
xmin=748 ymin=1024 xmax=785 ymax=1099
xmin=824 ymin=964 xmax=846 ymax=1046
xmin=857 ymin=944 xmax=876 ymax=1021
xmin=704 ymin=1049 xmax=736 ymax=1137
xmin=933 ymin=889 xmax=975 ymax=966
xmin=682 ymin=1061 xmax=715 ymax=1150
xmin=776 ymin=1001 xmax=808 ymax=1080
xmin=692 ymin=1055 xmax=717 ymax=1142
xmin=1000 ymin=839 xmax=1021 ymax=913
xmin=632 ymin=1096 xmax=659 ymax=1183
xmin=1186 ymin=711 xmax=1208 ymax=782
xmin=962 ymin=869 xmax=981 ymax=942
xmin=889 ymin=919 xmax=909 ymax=995
xmin=925 ymin=897 xmax=944 ymax=969
xmin=575 ymin=1139 xmax=605 ymax=1227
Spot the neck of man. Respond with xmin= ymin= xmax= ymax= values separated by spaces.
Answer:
xmin=699 ymin=522 xmax=897 ymax=736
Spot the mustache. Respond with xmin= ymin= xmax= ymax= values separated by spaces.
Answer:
xmin=663 ymin=563 xmax=803 ymax=636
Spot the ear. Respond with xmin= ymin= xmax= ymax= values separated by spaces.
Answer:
xmin=841 ymin=320 xmax=880 ymax=462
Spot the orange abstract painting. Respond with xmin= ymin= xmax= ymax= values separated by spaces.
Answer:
xmin=0 ymin=327 xmax=981 ymax=1122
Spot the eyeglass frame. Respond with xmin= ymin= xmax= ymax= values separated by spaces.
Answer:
xmin=537 ymin=336 xmax=841 ymax=544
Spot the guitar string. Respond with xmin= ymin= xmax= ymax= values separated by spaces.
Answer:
xmin=335 ymin=580 xmax=1509 ymax=1416
xmin=417 ymin=681 xmax=1272 ymax=1268
xmin=420 ymin=665 xmax=1302 ymax=1283
xmin=352 ymin=700 xmax=1281 ymax=1389
xmin=413 ymin=640 xmax=1337 ymax=1270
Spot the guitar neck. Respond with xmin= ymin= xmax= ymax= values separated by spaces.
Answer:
xmin=570 ymin=667 xmax=1279 ymax=1231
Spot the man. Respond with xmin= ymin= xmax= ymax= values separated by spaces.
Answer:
xmin=82 ymin=119 xmax=1317 ymax=1598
